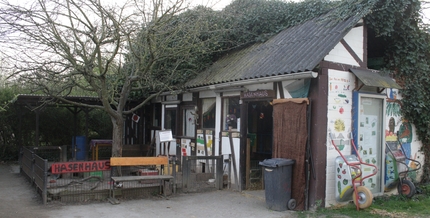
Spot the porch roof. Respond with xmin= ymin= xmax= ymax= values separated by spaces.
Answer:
xmin=350 ymin=68 xmax=402 ymax=89
xmin=14 ymin=94 xmax=103 ymax=107
xmin=185 ymin=13 xmax=362 ymax=89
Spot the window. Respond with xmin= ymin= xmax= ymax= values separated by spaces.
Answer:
xmin=164 ymin=107 xmax=177 ymax=136
xmin=223 ymin=97 xmax=240 ymax=130
xmin=153 ymin=103 xmax=161 ymax=127
xmin=202 ymin=98 xmax=216 ymax=129
xmin=183 ymin=108 xmax=196 ymax=138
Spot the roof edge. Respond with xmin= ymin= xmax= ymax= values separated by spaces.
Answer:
xmin=187 ymin=71 xmax=318 ymax=92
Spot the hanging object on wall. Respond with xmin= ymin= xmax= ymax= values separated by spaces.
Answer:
xmin=132 ymin=113 xmax=140 ymax=123
xmin=284 ymin=79 xmax=311 ymax=98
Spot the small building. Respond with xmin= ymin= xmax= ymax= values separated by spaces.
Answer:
xmin=147 ymin=11 xmax=423 ymax=210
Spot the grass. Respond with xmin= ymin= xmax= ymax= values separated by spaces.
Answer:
xmin=296 ymin=184 xmax=430 ymax=218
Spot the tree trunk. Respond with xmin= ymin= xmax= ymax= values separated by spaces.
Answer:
xmin=111 ymin=114 xmax=124 ymax=157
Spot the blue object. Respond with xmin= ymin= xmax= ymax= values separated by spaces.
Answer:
xmin=72 ymin=136 xmax=87 ymax=160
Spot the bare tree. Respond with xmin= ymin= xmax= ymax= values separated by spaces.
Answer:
xmin=0 ymin=0 xmax=225 ymax=157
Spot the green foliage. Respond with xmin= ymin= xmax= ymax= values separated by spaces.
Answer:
xmin=221 ymin=0 xmax=334 ymax=44
xmin=0 ymin=85 xmax=112 ymax=161
xmin=364 ymin=0 xmax=430 ymax=182
xmin=0 ymin=87 xmax=20 ymax=160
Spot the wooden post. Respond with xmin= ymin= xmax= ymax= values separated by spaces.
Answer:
xmin=204 ymin=130 xmax=210 ymax=172
xmin=246 ymin=138 xmax=250 ymax=189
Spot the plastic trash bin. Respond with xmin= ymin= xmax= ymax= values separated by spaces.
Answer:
xmin=259 ymin=158 xmax=296 ymax=211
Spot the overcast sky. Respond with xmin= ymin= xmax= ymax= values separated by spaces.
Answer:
xmin=191 ymin=0 xmax=231 ymax=10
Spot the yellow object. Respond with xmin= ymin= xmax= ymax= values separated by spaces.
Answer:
xmin=157 ymin=164 xmax=179 ymax=175
xmin=340 ymin=185 xmax=352 ymax=199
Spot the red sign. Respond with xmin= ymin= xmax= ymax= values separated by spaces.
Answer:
xmin=51 ymin=160 xmax=111 ymax=174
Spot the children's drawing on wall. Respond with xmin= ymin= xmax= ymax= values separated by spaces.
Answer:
xmin=385 ymin=88 xmax=413 ymax=164
xmin=327 ymin=70 xmax=354 ymax=152
xmin=334 ymin=119 xmax=345 ymax=132
xmin=196 ymin=131 xmax=213 ymax=156
xmin=384 ymin=88 xmax=420 ymax=183
xmin=328 ymin=71 xmax=353 ymax=114
xmin=181 ymin=138 xmax=191 ymax=156
xmin=328 ymin=120 xmax=351 ymax=152
xmin=398 ymin=119 xmax=412 ymax=165
xmin=385 ymin=88 xmax=402 ymax=155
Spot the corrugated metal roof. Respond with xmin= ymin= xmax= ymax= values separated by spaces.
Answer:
xmin=14 ymin=94 xmax=102 ymax=106
xmin=186 ymin=13 xmax=361 ymax=89
xmin=350 ymin=69 xmax=402 ymax=89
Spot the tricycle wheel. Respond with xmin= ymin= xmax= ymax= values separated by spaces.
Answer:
xmin=397 ymin=179 xmax=416 ymax=198
xmin=353 ymin=186 xmax=373 ymax=209
xmin=287 ymin=198 xmax=296 ymax=210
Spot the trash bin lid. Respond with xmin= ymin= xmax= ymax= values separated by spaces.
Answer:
xmin=259 ymin=158 xmax=295 ymax=167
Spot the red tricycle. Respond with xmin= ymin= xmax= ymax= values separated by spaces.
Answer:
xmin=385 ymin=133 xmax=421 ymax=198
xmin=330 ymin=133 xmax=378 ymax=210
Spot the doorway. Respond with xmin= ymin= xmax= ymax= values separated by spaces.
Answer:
xmin=353 ymin=92 xmax=386 ymax=195
xmin=246 ymin=101 xmax=273 ymax=189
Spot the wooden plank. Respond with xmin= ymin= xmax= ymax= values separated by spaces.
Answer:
xmin=111 ymin=175 xmax=173 ymax=182
xmin=272 ymin=98 xmax=309 ymax=105
xmin=110 ymin=157 xmax=168 ymax=166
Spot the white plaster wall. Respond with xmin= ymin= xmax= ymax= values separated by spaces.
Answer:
xmin=325 ymin=69 xmax=356 ymax=207
xmin=245 ymin=83 xmax=273 ymax=91
xmin=222 ymin=91 xmax=241 ymax=97
xmin=324 ymin=25 xmax=363 ymax=67
xmin=182 ymin=92 xmax=193 ymax=101
xmin=343 ymin=25 xmax=364 ymax=61
xmin=199 ymin=90 xmax=216 ymax=98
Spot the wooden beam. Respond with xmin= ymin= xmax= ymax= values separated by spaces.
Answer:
xmin=110 ymin=156 xmax=168 ymax=166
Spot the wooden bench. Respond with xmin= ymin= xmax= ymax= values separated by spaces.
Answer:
xmin=109 ymin=156 xmax=174 ymax=204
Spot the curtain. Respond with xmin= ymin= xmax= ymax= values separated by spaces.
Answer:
xmin=273 ymin=99 xmax=308 ymax=211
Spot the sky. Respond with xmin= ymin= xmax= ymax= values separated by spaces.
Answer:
xmin=194 ymin=0 xmax=233 ymax=10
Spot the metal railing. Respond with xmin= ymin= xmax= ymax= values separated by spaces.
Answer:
xmin=181 ymin=155 xmax=224 ymax=192
xmin=20 ymin=148 xmax=229 ymax=204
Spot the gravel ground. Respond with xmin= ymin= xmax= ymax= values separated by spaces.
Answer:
xmin=0 ymin=163 xmax=298 ymax=218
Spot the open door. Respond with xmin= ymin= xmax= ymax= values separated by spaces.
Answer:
xmin=246 ymin=100 xmax=273 ymax=189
